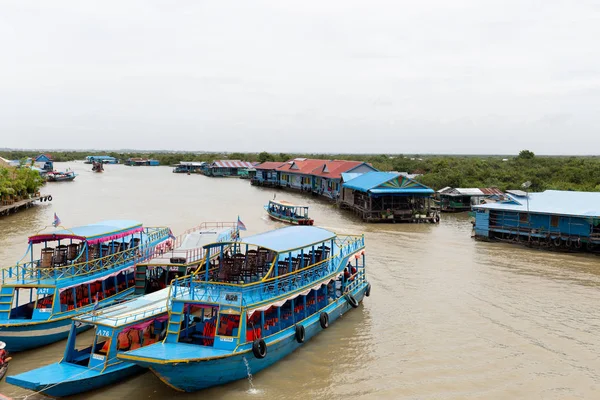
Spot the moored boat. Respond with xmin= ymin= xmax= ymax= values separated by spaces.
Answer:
xmin=118 ymin=226 xmax=369 ymax=392
xmin=264 ymin=199 xmax=314 ymax=225
xmin=46 ymin=170 xmax=77 ymax=182
xmin=5 ymin=222 xmax=239 ymax=397
xmin=0 ymin=220 xmax=172 ymax=352
xmin=92 ymin=162 xmax=104 ymax=173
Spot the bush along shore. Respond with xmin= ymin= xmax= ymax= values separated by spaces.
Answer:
xmin=1 ymin=150 xmax=598 ymax=192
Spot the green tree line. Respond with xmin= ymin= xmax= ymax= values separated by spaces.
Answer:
xmin=0 ymin=165 xmax=45 ymax=199
xmin=1 ymin=150 xmax=599 ymax=192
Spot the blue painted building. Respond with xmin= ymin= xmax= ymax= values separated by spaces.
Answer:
xmin=86 ymin=156 xmax=118 ymax=164
xmin=473 ymin=190 xmax=600 ymax=252
xmin=34 ymin=154 xmax=54 ymax=171
xmin=340 ymin=171 xmax=436 ymax=223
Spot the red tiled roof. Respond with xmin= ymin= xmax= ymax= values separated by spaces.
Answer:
xmin=311 ymin=160 xmax=366 ymax=179
xmin=255 ymin=162 xmax=287 ymax=170
xmin=275 ymin=158 xmax=369 ymax=179
xmin=275 ymin=159 xmax=330 ymax=175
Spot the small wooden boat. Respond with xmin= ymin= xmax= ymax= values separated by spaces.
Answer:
xmin=46 ymin=171 xmax=77 ymax=182
xmin=6 ymin=222 xmax=239 ymax=397
xmin=92 ymin=162 xmax=104 ymax=172
xmin=264 ymin=200 xmax=314 ymax=225
xmin=118 ymin=226 xmax=370 ymax=392
xmin=0 ymin=361 xmax=9 ymax=381
xmin=0 ymin=220 xmax=173 ymax=352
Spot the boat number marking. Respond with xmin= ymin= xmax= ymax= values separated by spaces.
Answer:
xmin=98 ymin=329 xmax=111 ymax=337
xmin=92 ymin=354 xmax=106 ymax=361
xmin=225 ymin=294 xmax=238 ymax=302
xmin=37 ymin=288 xmax=53 ymax=295
xmin=220 ymin=337 xmax=233 ymax=342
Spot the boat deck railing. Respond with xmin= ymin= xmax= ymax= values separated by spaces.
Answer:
xmin=169 ymin=234 xmax=365 ymax=306
xmin=78 ymin=302 xmax=169 ymax=327
xmin=1 ymin=227 xmax=172 ymax=285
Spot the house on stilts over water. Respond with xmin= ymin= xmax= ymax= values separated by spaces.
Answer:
xmin=435 ymin=187 xmax=504 ymax=212
xmin=340 ymin=172 xmax=437 ymax=223
xmin=472 ymin=190 xmax=600 ymax=253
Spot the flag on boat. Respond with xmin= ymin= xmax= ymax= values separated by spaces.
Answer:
xmin=52 ymin=213 xmax=61 ymax=228
xmin=237 ymin=216 xmax=247 ymax=231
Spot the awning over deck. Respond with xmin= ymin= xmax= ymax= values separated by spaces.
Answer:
xmin=28 ymin=220 xmax=144 ymax=245
xmin=222 ymin=226 xmax=336 ymax=252
xmin=343 ymin=172 xmax=434 ymax=196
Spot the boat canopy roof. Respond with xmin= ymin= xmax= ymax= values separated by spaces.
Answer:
xmin=269 ymin=200 xmax=308 ymax=208
xmin=210 ymin=226 xmax=334 ymax=252
xmin=28 ymin=220 xmax=144 ymax=245
xmin=74 ymin=288 xmax=170 ymax=328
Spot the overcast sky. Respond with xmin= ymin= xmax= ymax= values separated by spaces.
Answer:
xmin=1 ymin=1 xmax=599 ymax=154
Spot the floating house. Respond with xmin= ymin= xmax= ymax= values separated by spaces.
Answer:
xmin=252 ymin=162 xmax=287 ymax=187
xmin=340 ymin=171 xmax=436 ymax=223
xmin=173 ymin=161 xmax=205 ymax=173
xmin=473 ymin=190 xmax=600 ymax=252
xmin=436 ymin=187 xmax=504 ymax=212
xmin=85 ymin=156 xmax=118 ymax=164
xmin=34 ymin=154 xmax=54 ymax=171
xmin=125 ymin=158 xmax=160 ymax=166
xmin=274 ymin=158 xmax=378 ymax=199
xmin=203 ymin=160 xmax=258 ymax=177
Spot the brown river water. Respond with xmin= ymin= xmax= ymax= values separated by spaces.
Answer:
xmin=1 ymin=162 xmax=600 ymax=400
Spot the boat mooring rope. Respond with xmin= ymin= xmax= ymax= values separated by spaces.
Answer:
xmin=6 ymin=355 xmax=120 ymax=400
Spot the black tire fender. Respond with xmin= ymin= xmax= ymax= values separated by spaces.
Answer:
xmin=47 ymin=195 xmax=52 ymax=201
xmin=365 ymin=282 xmax=372 ymax=297
xmin=252 ymin=339 xmax=267 ymax=359
xmin=346 ymin=293 xmax=359 ymax=308
xmin=295 ymin=324 xmax=305 ymax=343
xmin=319 ymin=312 xmax=329 ymax=329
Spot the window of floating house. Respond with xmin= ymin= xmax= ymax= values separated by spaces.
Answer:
xmin=519 ymin=213 xmax=529 ymax=224
xmin=550 ymin=215 xmax=559 ymax=227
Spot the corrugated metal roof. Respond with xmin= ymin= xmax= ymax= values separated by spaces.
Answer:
xmin=255 ymin=161 xmax=287 ymax=170
xmin=212 ymin=160 xmax=256 ymax=168
xmin=343 ymin=171 xmax=434 ymax=195
xmin=474 ymin=190 xmax=600 ymax=218
xmin=311 ymin=160 xmax=366 ymax=179
xmin=438 ymin=187 xmax=504 ymax=196
xmin=341 ymin=172 xmax=364 ymax=182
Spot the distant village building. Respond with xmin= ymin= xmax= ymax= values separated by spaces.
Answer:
xmin=473 ymin=190 xmax=600 ymax=253
xmin=340 ymin=171 xmax=436 ymax=222
xmin=436 ymin=187 xmax=504 ymax=212
xmin=203 ymin=160 xmax=259 ymax=177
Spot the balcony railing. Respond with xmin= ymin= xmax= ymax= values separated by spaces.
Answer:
xmin=1 ymin=227 xmax=172 ymax=285
xmin=169 ymin=235 xmax=365 ymax=307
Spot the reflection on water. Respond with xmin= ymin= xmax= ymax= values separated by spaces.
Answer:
xmin=1 ymin=163 xmax=600 ymax=399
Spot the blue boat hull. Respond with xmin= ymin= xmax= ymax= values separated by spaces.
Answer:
xmin=0 ymin=288 xmax=134 ymax=352
xmin=144 ymin=283 xmax=368 ymax=392
xmin=7 ymin=361 xmax=142 ymax=397
xmin=0 ymin=318 xmax=91 ymax=352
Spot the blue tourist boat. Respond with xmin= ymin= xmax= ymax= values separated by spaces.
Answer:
xmin=265 ymin=199 xmax=314 ymax=225
xmin=0 ymin=220 xmax=172 ymax=352
xmin=6 ymin=222 xmax=239 ymax=397
xmin=118 ymin=226 xmax=370 ymax=392
xmin=46 ymin=170 xmax=77 ymax=182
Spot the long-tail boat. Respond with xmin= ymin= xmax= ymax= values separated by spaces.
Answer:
xmin=0 ymin=220 xmax=172 ymax=352
xmin=6 ymin=222 xmax=238 ymax=397
xmin=117 ymin=226 xmax=370 ymax=392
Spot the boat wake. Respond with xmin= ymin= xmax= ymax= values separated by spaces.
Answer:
xmin=242 ymin=357 xmax=263 ymax=395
